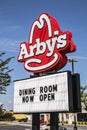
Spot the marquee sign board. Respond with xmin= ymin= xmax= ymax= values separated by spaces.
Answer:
xmin=14 ymin=71 xmax=74 ymax=113
xmin=18 ymin=13 xmax=76 ymax=73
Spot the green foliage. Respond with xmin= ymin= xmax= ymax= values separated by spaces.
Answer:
xmin=80 ymin=86 xmax=87 ymax=97
xmin=0 ymin=104 xmax=4 ymax=116
xmin=0 ymin=112 xmax=15 ymax=121
xmin=80 ymin=86 xmax=87 ymax=111
xmin=64 ymin=121 xmax=68 ymax=124
xmin=77 ymin=121 xmax=87 ymax=125
xmin=72 ymin=121 xmax=77 ymax=124
xmin=0 ymin=52 xmax=14 ymax=94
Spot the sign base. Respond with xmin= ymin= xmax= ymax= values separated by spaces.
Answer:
xmin=32 ymin=113 xmax=40 ymax=130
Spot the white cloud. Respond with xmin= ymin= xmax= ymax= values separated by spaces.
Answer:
xmin=0 ymin=37 xmax=20 ymax=52
xmin=0 ymin=102 xmax=3 ymax=105
xmin=7 ymin=100 xmax=12 ymax=104
xmin=0 ymin=24 xmax=27 ymax=53
xmin=0 ymin=25 xmax=21 ymax=34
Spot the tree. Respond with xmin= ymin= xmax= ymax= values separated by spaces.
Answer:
xmin=0 ymin=104 xmax=4 ymax=116
xmin=80 ymin=86 xmax=87 ymax=111
xmin=0 ymin=52 xmax=14 ymax=94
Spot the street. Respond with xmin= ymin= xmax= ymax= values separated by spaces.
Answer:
xmin=0 ymin=124 xmax=87 ymax=130
xmin=0 ymin=125 xmax=30 ymax=130
xmin=65 ymin=125 xmax=87 ymax=130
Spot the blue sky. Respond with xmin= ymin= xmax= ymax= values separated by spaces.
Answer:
xmin=0 ymin=0 xmax=87 ymax=110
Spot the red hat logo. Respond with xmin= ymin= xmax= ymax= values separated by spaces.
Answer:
xmin=18 ymin=13 xmax=76 ymax=73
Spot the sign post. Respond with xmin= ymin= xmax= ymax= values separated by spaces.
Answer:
xmin=32 ymin=113 xmax=40 ymax=130
xmin=50 ymin=112 xmax=58 ymax=130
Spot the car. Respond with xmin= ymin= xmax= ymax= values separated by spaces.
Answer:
xmin=40 ymin=123 xmax=67 ymax=130
xmin=40 ymin=119 xmax=46 ymax=125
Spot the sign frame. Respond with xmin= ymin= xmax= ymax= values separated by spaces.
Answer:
xmin=14 ymin=71 xmax=75 ymax=113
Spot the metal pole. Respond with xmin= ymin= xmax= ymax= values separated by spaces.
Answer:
xmin=73 ymin=113 xmax=77 ymax=130
xmin=71 ymin=60 xmax=77 ymax=130
xmin=61 ymin=113 xmax=64 ymax=130
xmin=50 ymin=112 xmax=58 ymax=130
xmin=32 ymin=113 xmax=40 ymax=130
xmin=72 ymin=60 xmax=74 ymax=75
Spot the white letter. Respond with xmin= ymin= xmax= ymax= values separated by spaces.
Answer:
xmin=29 ymin=44 xmax=36 ymax=57
xmin=36 ymin=38 xmax=46 ymax=55
xmin=18 ymin=43 xmax=29 ymax=60
xmin=57 ymin=34 xmax=67 ymax=49
xmin=29 ymin=14 xmax=52 ymax=44
xmin=46 ymin=37 xmax=57 ymax=57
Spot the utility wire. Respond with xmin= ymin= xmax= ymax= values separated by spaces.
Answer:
xmin=71 ymin=56 xmax=87 ymax=60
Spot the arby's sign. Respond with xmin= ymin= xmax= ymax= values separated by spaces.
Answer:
xmin=18 ymin=13 xmax=76 ymax=73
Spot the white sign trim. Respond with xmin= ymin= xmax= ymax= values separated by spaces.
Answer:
xmin=14 ymin=72 xmax=72 ymax=113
